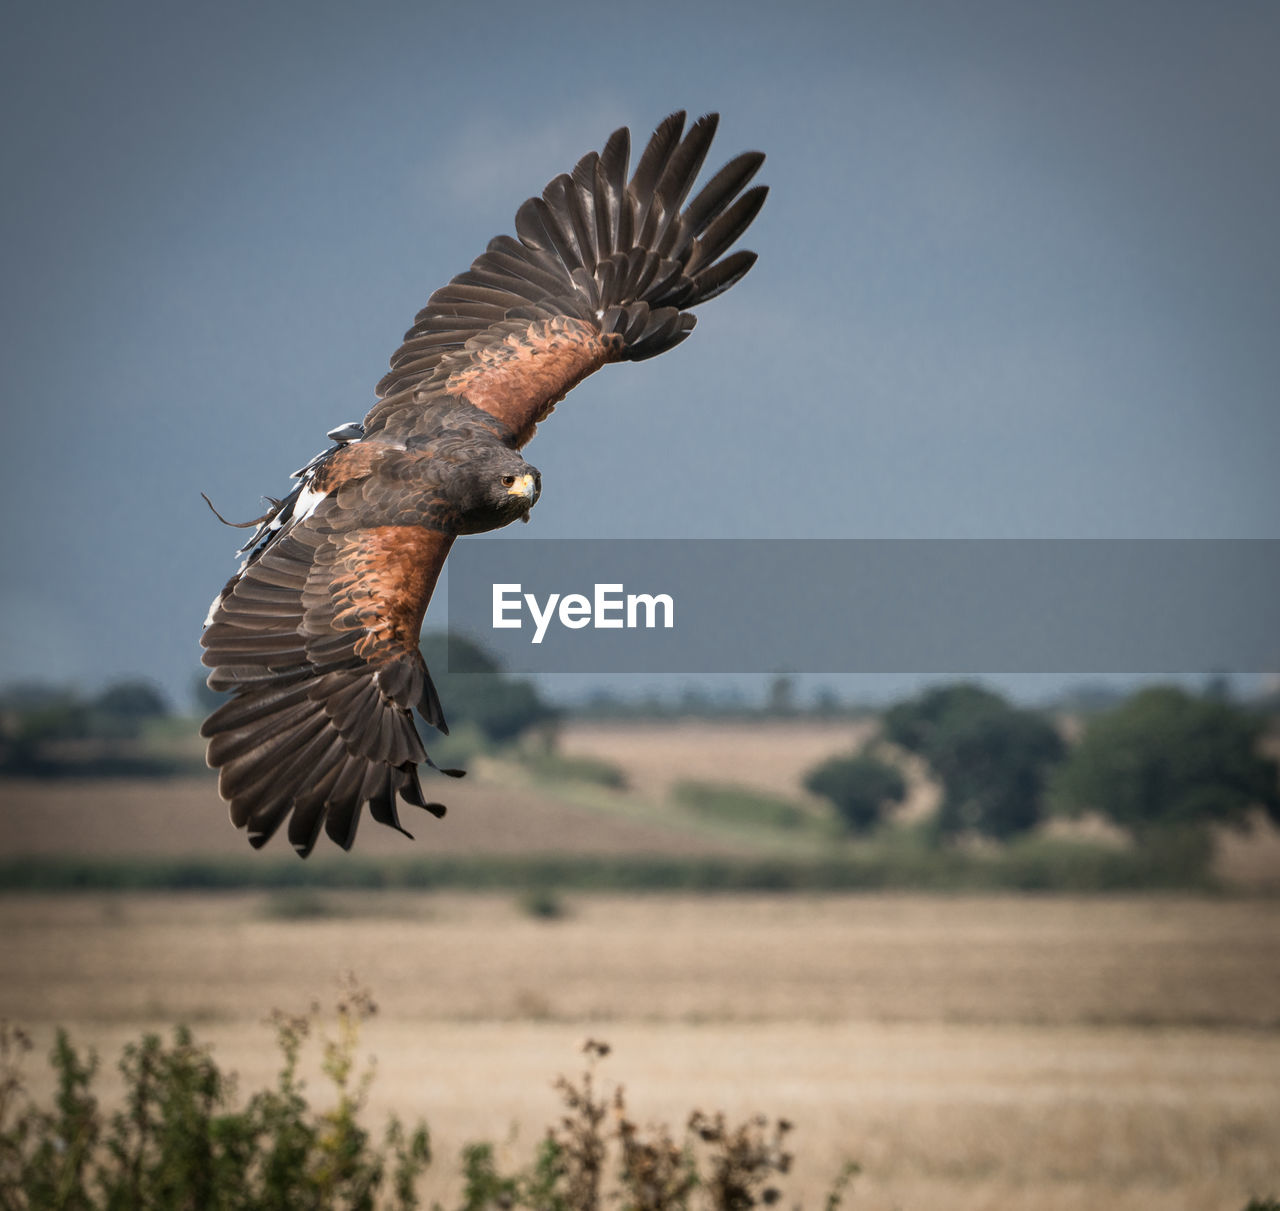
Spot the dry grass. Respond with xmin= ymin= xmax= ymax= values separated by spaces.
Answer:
xmin=2 ymin=892 xmax=1279 ymax=1209
xmin=3 ymin=718 xmax=1280 ymax=1205
xmin=556 ymin=719 xmax=878 ymax=801
xmin=1215 ymin=811 xmax=1280 ymax=893
xmin=6 ymin=719 xmax=1278 ymax=886
xmin=0 ymin=721 xmax=867 ymax=859
xmin=14 ymin=1016 xmax=1277 ymax=1211
xmin=3 ymin=893 xmax=1277 ymax=1028
xmin=0 ymin=774 xmax=752 ymax=860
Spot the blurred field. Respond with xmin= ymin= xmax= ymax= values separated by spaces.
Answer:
xmin=3 ymin=891 xmax=1279 ymax=1209
xmin=0 ymin=720 xmax=875 ymax=860
xmin=0 ymin=772 xmax=755 ymax=860
xmin=3 ymin=720 xmax=1280 ymax=1206
xmin=556 ymin=719 xmax=878 ymax=800
xmin=7 ymin=718 xmax=1277 ymax=892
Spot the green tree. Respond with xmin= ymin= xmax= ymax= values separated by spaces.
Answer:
xmin=1051 ymin=685 xmax=1280 ymax=837
xmin=88 ymin=680 xmax=170 ymax=741
xmin=884 ymin=684 xmax=1064 ymax=840
xmin=803 ymin=753 xmax=906 ymax=834
xmin=92 ymin=681 xmax=170 ymax=720
xmin=0 ymin=683 xmax=89 ymax=745
xmin=419 ymin=634 xmax=557 ymax=744
xmin=766 ymin=675 xmax=795 ymax=716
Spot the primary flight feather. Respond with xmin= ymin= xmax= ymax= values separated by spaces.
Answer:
xmin=200 ymin=111 xmax=767 ymax=856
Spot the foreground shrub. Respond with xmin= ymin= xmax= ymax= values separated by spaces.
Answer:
xmin=0 ymin=988 xmax=429 ymax=1211
xmin=455 ymin=1039 xmax=859 ymax=1211
xmin=0 ymin=1017 xmax=857 ymax=1211
xmin=3 ymin=1005 xmax=1272 ymax=1210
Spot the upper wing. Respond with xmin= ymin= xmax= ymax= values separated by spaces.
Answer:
xmin=366 ymin=111 xmax=767 ymax=446
xmin=200 ymin=499 xmax=457 ymax=857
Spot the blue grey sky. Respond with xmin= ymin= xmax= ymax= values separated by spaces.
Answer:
xmin=2 ymin=1 xmax=1277 ymax=707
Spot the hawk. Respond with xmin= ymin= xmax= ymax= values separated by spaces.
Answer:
xmin=201 ymin=111 xmax=767 ymax=856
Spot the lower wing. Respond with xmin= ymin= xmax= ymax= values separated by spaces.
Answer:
xmin=200 ymin=514 xmax=457 ymax=856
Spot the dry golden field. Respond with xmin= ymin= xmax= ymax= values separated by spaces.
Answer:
xmin=0 ymin=772 xmax=753 ymax=860
xmin=0 ymin=720 xmax=872 ymax=860
xmin=3 ymin=720 xmax=1280 ymax=1207
xmin=2 ymin=891 xmax=1279 ymax=1210
xmin=556 ymin=719 xmax=879 ymax=800
xmin=4 ymin=719 xmax=1276 ymax=882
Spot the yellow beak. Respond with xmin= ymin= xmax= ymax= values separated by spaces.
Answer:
xmin=506 ymin=473 xmax=536 ymax=499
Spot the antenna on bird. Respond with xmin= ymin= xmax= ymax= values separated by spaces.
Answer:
xmin=200 ymin=492 xmax=281 ymax=529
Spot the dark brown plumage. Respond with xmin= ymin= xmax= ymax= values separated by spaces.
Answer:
xmin=201 ymin=111 xmax=767 ymax=855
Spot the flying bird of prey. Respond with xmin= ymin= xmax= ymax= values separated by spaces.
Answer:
xmin=201 ymin=111 xmax=767 ymax=856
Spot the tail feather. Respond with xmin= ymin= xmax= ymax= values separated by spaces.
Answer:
xmin=206 ymin=660 xmax=447 ymax=855
xmin=368 ymin=788 xmax=413 ymax=839
xmin=679 ymin=152 xmax=766 ymax=254
xmin=689 ymin=249 xmax=759 ymax=305
xmin=686 ymin=187 xmax=768 ymax=277
xmin=323 ymin=757 xmax=370 ymax=847
xmin=202 ymin=677 xmax=312 ymax=734
xmin=628 ymin=111 xmax=685 ymax=233
xmin=219 ymin=709 xmax=329 ymax=804
xmin=287 ymin=795 xmax=328 ymax=855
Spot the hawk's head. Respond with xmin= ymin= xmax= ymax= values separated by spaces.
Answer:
xmin=451 ymin=450 xmax=541 ymax=534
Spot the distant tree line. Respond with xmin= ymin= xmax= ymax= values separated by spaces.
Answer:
xmin=3 ymin=649 xmax=1277 ymax=869
xmin=570 ymin=674 xmax=876 ymax=721
xmin=0 ymin=680 xmax=171 ymax=736
xmin=802 ymin=683 xmax=1280 ymax=861
xmin=0 ymin=679 xmax=176 ymax=776
xmin=0 ymin=636 xmax=559 ymax=778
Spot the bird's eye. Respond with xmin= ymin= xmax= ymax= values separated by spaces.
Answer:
xmin=501 ymin=475 xmax=516 ymax=486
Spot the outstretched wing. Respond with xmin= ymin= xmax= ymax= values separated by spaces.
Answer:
xmin=203 ymin=111 xmax=768 ymax=856
xmin=200 ymin=493 xmax=457 ymax=857
xmin=366 ymin=111 xmax=767 ymax=446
